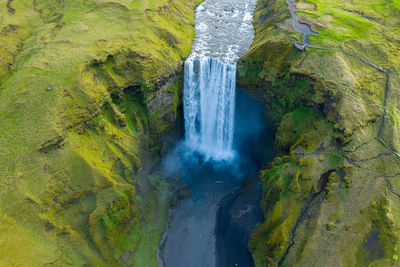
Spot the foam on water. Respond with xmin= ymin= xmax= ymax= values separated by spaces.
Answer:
xmin=183 ymin=0 xmax=257 ymax=160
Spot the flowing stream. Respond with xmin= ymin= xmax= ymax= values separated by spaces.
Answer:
xmin=160 ymin=0 xmax=272 ymax=266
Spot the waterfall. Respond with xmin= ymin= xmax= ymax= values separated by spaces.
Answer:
xmin=182 ymin=0 xmax=257 ymax=160
xmin=184 ymin=57 xmax=236 ymax=160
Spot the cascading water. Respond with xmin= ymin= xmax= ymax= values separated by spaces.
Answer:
xmin=184 ymin=58 xmax=237 ymax=159
xmin=183 ymin=0 xmax=257 ymax=160
xmin=161 ymin=1 xmax=270 ymax=266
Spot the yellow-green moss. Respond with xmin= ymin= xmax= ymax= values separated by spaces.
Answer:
xmin=241 ymin=0 xmax=400 ymax=265
xmin=0 ymin=0 xmax=202 ymax=265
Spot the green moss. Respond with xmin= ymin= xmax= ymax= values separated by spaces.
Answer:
xmin=327 ymin=153 xmax=345 ymax=169
xmin=276 ymin=106 xmax=324 ymax=151
xmin=356 ymin=199 xmax=399 ymax=266
xmin=0 ymin=0 xmax=201 ymax=265
xmin=241 ymin=0 xmax=400 ymax=265
xmin=250 ymin=198 xmax=303 ymax=267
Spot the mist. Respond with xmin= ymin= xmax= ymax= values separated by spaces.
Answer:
xmin=161 ymin=88 xmax=274 ymax=182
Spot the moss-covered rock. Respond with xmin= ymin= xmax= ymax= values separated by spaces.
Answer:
xmin=239 ymin=0 xmax=400 ymax=266
xmin=0 ymin=0 xmax=201 ymax=265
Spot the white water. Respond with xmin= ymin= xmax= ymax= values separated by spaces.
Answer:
xmin=184 ymin=58 xmax=237 ymax=159
xmin=183 ymin=0 xmax=257 ymax=160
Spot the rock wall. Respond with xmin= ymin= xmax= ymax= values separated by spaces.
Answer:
xmin=0 ymin=0 xmax=201 ymax=265
xmin=238 ymin=0 xmax=400 ymax=265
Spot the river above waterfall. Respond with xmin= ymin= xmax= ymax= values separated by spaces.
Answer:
xmin=189 ymin=0 xmax=257 ymax=63
xmin=183 ymin=0 xmax=257 ymax=161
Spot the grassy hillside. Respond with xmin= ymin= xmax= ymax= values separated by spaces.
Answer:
xmin=0 ymin=0 xmax=200 ymax=265
xmin=238 ymin=0 xmax=400 ymax=266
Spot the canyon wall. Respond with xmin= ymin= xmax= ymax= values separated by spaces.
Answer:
xmin=238 ymin=0 xmax=400 ymax=265
xmin=0 ymin=0 xmax=202 ymax=265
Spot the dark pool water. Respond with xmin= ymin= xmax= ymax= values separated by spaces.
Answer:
xmin=160 ymin=90 xmax=274 ymax=267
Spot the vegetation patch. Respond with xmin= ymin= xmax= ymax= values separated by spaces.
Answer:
xmin=239 ymin=0 xmax=400 ymax=266
xmin=0 ymin=0 xmax=202 ymax=265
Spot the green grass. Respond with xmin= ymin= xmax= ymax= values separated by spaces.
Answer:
xmin=299 ymin=0 xmax=400 ymax=55
xmin=239 ymin=0 xmax=400 ymax=265
xmin=0 ymin=0 xmax=201 ymax=265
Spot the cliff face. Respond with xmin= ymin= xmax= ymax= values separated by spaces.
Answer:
xmin=0 ymin=0 xmax=200 ymax=265
xmin=238 ymin=0 xmax=400 ymax=266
